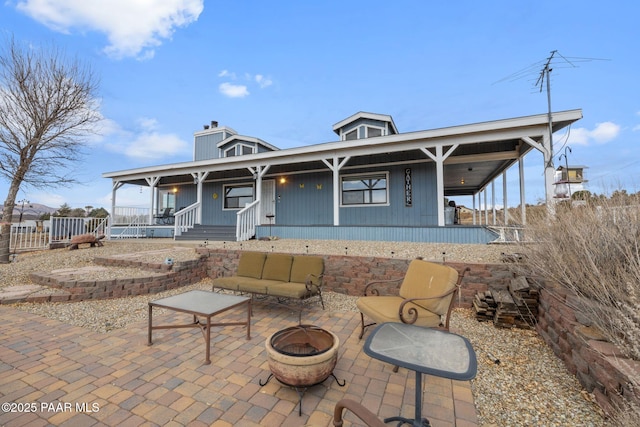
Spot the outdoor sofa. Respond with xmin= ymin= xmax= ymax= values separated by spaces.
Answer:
xmin=211 ymin=251 xmax=325 ymax=309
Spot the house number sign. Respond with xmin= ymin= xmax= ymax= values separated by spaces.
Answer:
xmin=405 ymin=168 xmax=412 ymax=206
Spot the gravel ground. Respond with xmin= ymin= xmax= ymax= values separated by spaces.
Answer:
xmin=2 ymin=239 xmax=607 ymax=426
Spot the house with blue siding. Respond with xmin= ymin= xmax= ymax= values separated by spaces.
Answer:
xmin=103 ymin=109 xmax=582 ymax=243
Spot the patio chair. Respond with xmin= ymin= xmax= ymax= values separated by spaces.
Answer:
xmin=356 ymin=258 xmax=469 ymax=339
xmin=333 ymin=398 xmax=386 ymax=427
xmin=154 ymin=207 xmax=174 ymax=225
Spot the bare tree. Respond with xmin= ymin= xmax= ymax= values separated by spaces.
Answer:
xmin=0 ymin=36 xmax=100 ymax=263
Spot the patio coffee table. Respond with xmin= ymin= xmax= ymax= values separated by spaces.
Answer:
xmin=364 ymin=322 xmax=477 ymax=427
xmin=148 ymin=290 xmax=251 ymax=364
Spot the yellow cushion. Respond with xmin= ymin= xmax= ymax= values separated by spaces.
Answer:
xmin=398 ymin=259 xmax=458 ymax=315
xmin=290 ymin=256 xmax=324 ymax=285
xmin=238 ymin=278 xmax=284 ymax=294
xmin=211 ymin=276 xmax=241 ymax=291
xmin=237 ymin=252 xmax=266 ymax=279
xmin=261 ymin=253 xmax=293 ymax=282
xmin=267 ymin=283 xmax=311 ymax=299
xmin=356 ymin=296 xmax=442 ymax=327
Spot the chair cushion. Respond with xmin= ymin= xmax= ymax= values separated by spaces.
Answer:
xmin=261 ymin=253 xmax=294 ymax=281
xmin=211 ymin=276 xmax=241 ymax=291
xmin=237 ymin=252 xmax=267 ymax=279
xmin=237 ymin=278 xmax=284 ymax=294
xmin=267 ymin=282 xmax=311 ymax=299
xmin=290 ymin=256 xmax=324 ymax=285
xmin=398 ymin=259 xmax=458 ymax=315
xmin=356 ymin=296 xmax=442 ymax=327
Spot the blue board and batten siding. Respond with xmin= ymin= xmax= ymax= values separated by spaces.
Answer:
xmin=166 ymin=159 xmax=496 ymax=243
xmin=254 ymin=225 xmax=497 ymax=244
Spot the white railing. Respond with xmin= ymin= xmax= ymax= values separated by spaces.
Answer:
xmin=174 ymin=202 xmax=199 ymax=237
xmin=10 ymin=221 xmax=50 ymax=252
xmin=112 ymin=206 xmax=150 ymax=225
xmin=487 ymin=225 xmax=526 ymax=243
xmin=50 ymin=216 xmax=109 ymax=243
xmin=111 ymin=215 xmax=147 ymax=239
xmin=236 ymin=200 xmax=260 ymax=241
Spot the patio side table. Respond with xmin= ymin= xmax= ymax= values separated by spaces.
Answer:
xmin=364 ymin=322 xmax=477 ymax=427
xmin=148 ymin=290 xmax=251 ymax=365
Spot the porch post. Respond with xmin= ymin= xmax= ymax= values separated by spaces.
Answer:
xmin=192 ymin=172 xmax=209 ymax=224
xmin=145 ymin=176 xmax=161 ymax=224
xmin=322 ymin=157 xmax=350 ymax=226
xmin=519 ymin=157 xmax=526 ymax=225
xmin=491 ymin=181 xmax=496 ymax=225
xmin=421 ymin=144 xmax=458 ymax=226
xmin=472 ymin=193 xmax=477 ymax=225
xmin=502 ymin=171 xmax=508 ymax=225
xmin=111 ymin=181 xmax=124 ymax=224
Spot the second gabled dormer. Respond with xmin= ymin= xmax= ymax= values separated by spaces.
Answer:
xmin=332 ymin=112 xmax=398 ymax=141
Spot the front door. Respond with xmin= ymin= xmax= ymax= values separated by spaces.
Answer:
xmin=260 ymin=179 xmax=276 ymax=224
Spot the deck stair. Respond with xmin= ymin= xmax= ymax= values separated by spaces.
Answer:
xmin=174 ymin=225 xmax=237 ymax=242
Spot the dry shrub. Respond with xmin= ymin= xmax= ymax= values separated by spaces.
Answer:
xmin=513 ymin=200 xmax=640 ymax=425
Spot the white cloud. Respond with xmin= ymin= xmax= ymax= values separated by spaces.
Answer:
xmin=255 ymin=74 xmax=273 ymax=88
xmin=217 ymin=70 xmax=273 ymax=96
xmin=100 ymin=117 xmax=189 ymax=161
xmin=566 ymin=121 xmax=620 ymax=146
xmin=15 ymin=0 xmax=204 ymax=60
xmin=219 ymin=82 xmax=249 ymax=98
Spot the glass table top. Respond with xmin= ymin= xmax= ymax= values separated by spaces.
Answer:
xmin=364 ymin=322 xmax=477 ymax=381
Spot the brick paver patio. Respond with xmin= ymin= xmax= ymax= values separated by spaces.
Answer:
xmin=0 ymin=298 xmax=478 ymax=426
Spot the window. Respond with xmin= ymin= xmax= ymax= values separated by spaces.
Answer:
xmin=224 ymin=184 xmax=254 ymax=209
xmin=158 ymin=188 xmax=177 ymax=211
xmin=366 ymin=127 xmax=383 ymax=138
xmin=344 ymin=129 xmax=358 ymax=140
xmin=341 ymin=173 xmax=388 ymax=206
xmin=241 ymin=145 xmax=253 ymax=155
xmin=225 ymin=147 xmax=236 ymax=157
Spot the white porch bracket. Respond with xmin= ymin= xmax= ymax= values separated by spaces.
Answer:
xmin=420 ymin=144 xmax=459 ymax=226
xmin=110 ymin=181 xmax=125 ymax=221
xmin=144 ymin=176 xmax=161 ymax=224
xmin=190 ymin=171 xmax=209 ymax=223
xmin=247 ymin=165 xmax=271 ymax=224
xmin=322 ymin=156 xmax=351 ymax=226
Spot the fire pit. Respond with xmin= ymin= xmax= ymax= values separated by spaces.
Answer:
xmin=260 ymin=324 xmax=345 ymax=415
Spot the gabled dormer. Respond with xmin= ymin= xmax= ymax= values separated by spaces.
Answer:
xmin=332 ymin=112 xmax=398 ymax=141
xmin=193 ymin=120 xmax=278 ymax=161
xmin=217 ymin=135 xmax=279 ymax=158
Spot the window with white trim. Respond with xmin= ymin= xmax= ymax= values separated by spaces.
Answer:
xmin=366 ymin=126 xmax=383 ymax=138
xmin=341 ymin=173 xmax=389 ymax=206
xmin=344 ymin=129 xmax=358 ymax=141
xmin=223 ymin=183 xmax=254 ymax=209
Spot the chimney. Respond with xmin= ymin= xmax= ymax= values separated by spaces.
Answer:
xmin=203 ymin=125 xmax=209 ymax=130
xmin=211 ymin=120 xmax=218 ymax=128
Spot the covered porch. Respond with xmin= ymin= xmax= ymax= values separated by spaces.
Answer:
xmin=103 ymin=110 xmax=582 ymax=243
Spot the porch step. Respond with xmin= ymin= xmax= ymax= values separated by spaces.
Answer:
xmin=174 ymin=225 xmax=237 ymax=242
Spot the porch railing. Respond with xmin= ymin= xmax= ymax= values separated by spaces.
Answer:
xmin=236 ymin=200 xmax=259 ymax=241
xmin=174 ymin=202 xmax=199 ymax=237
xmin=111 ymin=215 xmax=147 ymax=239
xmin=112 ymin=206 xmax=150 ymax=226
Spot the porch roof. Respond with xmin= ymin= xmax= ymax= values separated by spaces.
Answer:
xmin=103 ymin=109 xmax=582 ymax=197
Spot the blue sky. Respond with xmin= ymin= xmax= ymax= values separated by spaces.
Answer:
xmin=1 ymin=0 xmax=638 ymax=211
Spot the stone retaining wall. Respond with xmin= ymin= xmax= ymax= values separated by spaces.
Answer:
xmin=537 ymin=281 xmax=639 ymax=415
xmin=26 ymin=256 xmax=207 ymax=302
